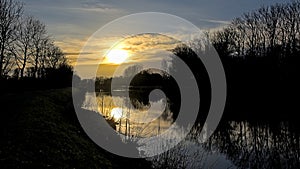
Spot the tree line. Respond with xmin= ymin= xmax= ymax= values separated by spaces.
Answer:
xmin=0 ymin=0 xmax=69 ymax=80
xmin=210 ymin=0 xmax=300 ymax=119
xmin=211 ymin=0 xmax=300 ymax=70
xmin=86 ymin=1 xmax=300 ymax=120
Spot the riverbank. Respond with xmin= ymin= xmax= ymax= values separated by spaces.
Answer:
xmin=0 ymin=88 xmax=151 ymax=168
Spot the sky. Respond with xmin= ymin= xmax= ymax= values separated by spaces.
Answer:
xmin=23 ymin=0 xmax=289 ymax=78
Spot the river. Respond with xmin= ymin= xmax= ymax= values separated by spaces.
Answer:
xmin=82 ymin=91 xmax=300 ymax=169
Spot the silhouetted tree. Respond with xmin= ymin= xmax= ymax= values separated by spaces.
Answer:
xmin=30 ymin=18 xmax=47 ymax=78
xmin=14 ymin=16 xmax=35 ymax=78
xmin=210 ymin=1 xmax=300 ymax=119
xmin=0 ymin=0 xmax=23 ymax=78
xmin=0 ymin=0 xmax=69 ymax=80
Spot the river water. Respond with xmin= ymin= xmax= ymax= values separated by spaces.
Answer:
xmin=82 ymin=92 xmax=300 ymax=169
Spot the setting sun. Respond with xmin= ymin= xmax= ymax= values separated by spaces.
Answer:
xmin=105 ymin=49 xmax=129 ymax=64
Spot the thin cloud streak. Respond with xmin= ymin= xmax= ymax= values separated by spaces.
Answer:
xmin=24 ymin=0 xmax=289 ymax=73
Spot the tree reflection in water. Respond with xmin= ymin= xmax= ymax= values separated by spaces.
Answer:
xmin=83 ymin=92 xmax=300 ymax=168
xmin=207 ymin=121 xmax=300 ymax=169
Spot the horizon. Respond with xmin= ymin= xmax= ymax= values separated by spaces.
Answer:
xmin=23 ymin=0 xmax=289 ymax=78
xmin=1 ymin=0 xmax=300 ymax=168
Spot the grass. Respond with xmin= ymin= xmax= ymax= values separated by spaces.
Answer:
xmin=0 ymin=88 xmax=151 ymax=168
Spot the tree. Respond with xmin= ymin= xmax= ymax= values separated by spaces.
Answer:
xmin=211 ymin=1 xmax=300 ymax=62
xmin=46 ymin=42 xmax=65 ymax=69
xmin=123 ymin=64 xmax=143 ymax=77
xmin=30 ymin=18 xmax=47 ymax=78
xmin=14 ymin=16 xmax=35 ymax=78
xmin=0 ymin=0 xmax=23 ymax=78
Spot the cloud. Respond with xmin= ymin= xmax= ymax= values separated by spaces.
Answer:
xmin=64 ymin=52 xmax=93 ymax=56
xmin=67 ymin=1 xmax=123 ymax=13
xmin=24 ymin=0 xmax=289 ymax=77
xmin=122 ymin=33 xmax=180 ymax=53
xmin=197 ymin=18 xmax=230 ymax=25
xmin=81 ymin=1 xmax=114 ymax=10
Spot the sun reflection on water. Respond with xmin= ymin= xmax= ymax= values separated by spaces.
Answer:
xmin=110 ymin=107 xmax=123 ymax=120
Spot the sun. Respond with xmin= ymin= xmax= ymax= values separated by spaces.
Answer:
xmin=111 ymin=108 xmax=123 ymax=120
xmin=105 ymin=49 xmax=129 ymax=64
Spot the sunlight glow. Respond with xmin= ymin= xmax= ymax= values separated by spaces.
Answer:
xmin=111 ymin=108 xmax=123 ymax=120
xmin=105 ymin=49 xmax=129 ymax=64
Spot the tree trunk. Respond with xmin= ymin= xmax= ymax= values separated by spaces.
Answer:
xmin=0 ymin=42 xmax=5 ymax=78
xmin=20 ymin=47 xmax=27 ymax=78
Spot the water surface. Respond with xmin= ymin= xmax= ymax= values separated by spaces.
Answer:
xmin=82 ymin=91 xmax=300 ymax=169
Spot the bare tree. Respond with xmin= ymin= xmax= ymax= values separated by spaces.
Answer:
xmin=0 ymin=0 xmax=69 ymax=79
xmin=46 ymin=42 xmax=65 ymax=69
xmin=0 ymin=0 xmax=23 ymax=78
xmin=212 ymin=1 xmax=300 ymax=61
xmin=30 ymin=18 xmax=47 ymax=78
xmin=15 ymin=16 xmax=35 ymax=78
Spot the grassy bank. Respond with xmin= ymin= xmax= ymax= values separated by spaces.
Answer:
xmin=0 ymin=88 xmax=151 ymax=168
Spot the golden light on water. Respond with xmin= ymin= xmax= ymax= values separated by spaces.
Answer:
xmin=111 ymin=108 xmax=123 ymax=120
xmin=105 ymin=49 xmax=129 ymax=64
